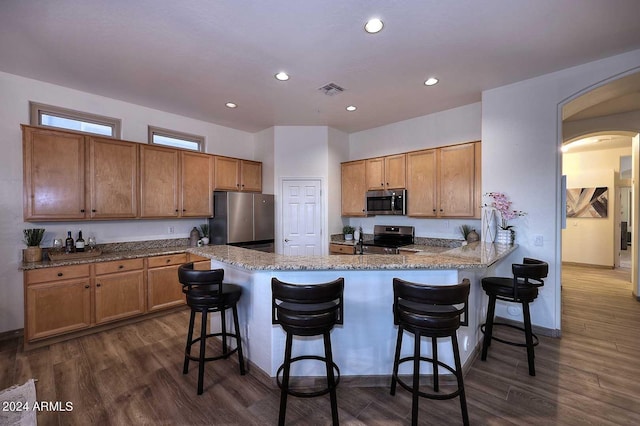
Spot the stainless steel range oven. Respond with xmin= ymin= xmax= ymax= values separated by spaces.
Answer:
xmin=360 ymin=225 xmax=414 ymax=255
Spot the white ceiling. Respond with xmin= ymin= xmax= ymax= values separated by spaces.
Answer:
xmin=1 ymin=0 xmax=640 ymax=133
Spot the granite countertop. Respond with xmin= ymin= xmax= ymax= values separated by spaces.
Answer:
xmin=20 ymin=239 xmax=193 ymax=270
xmin=188 ymin=242 xmax=518 ymax=271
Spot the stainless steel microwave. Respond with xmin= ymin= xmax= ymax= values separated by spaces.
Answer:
xmin=365 ymin=189 xmax=407 ymax=215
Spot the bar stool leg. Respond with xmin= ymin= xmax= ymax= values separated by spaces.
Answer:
xmin=481 ymin=294 xmax=497 ymax=361
xmin=278 ymin=332 xmax=293 ymax=426
xmin=232 ymin=305 xmax=246 ymax=375
xmin=452 ymin=334 xmax=469 ymax=426
xmin=522 ymin=302 xmax=536 ymax=376
xmin=220 ymin=305 xmax=228 ymax=356
xmin=390 ymin=326 xmax=404 ymax=395
xmin=323 ymin=332 xmax=339 ymax=426
xmin=411 ymin=332 xmax=420 ymax=426
xmin=432 ymin=337 xmax=439 ymax=392
xmin=183 ymin=309 xmax=196 ymax=374
xmin=197 ymin=309 xmax=208 ymax=395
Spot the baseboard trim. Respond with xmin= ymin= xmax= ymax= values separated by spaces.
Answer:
xmin=562 ymin=261 xmax=614 ymax=270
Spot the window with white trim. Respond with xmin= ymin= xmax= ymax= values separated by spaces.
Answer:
xmin=148 ymin=126 xmax=204 ymax=152
xmin=30 ymin=102 xmax=121 ymax=137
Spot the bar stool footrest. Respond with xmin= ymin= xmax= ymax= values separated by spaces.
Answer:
xmin=185 ymin=332 xmax=241 ymax=363
xmin=276 ymin=355 xmax=341 ymax=398
xmin=481 ymin=322 xmax=539 ymax=348
xmin=393 ymin=356 xmax=462 ymax=400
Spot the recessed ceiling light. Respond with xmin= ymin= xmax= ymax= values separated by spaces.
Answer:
xmin=364 ymin=18 xmax=384 ymax=34
xmin=346 ymin=105 xmax=357 ymax=112
xmin=225 ymin=102 xmax=237 ymax=108
xmin=424 ymin=77 xmax=439 ymax=86
xmin=275 ymin=72 xmax=290 ymax=81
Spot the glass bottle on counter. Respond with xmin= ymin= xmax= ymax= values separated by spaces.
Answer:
xmin=75 ymin=230 xmax=85 ymax=252
xmin=65 ymin=231 xmax=75 ymax=254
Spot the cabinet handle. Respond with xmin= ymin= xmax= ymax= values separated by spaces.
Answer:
xmin=92 ymin=209 xmax=96 ymax=213
xmin=183 ymin=209 xmax=186 ymax=212
xmin=440 ymin=209 xmax=443 ymax=212
xmin=175 ymin=209 xmax=179 ymax=212
xmin=166 ymin=259 xmax=171 ymax=263
xmin=96 ymin=283 xmax=101 ymax=287
xmin=84 ymin=285 xmax=90 ymax=289
xmin=118 ymin=265 xmax=124 ymax=269
xmin=80 ymin=209 xmax=85 ymax=213
xmin=57 ymin=272 xmax=63 ymax=277
xmin=432 ymin=209 xmax=436 ymax=212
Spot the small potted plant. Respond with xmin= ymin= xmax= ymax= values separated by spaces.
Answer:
xmin=343 ymin=225 xmax=355 ymax=241
xmin=200 ymin=223 xmax=210 ymax=245
xmin=23 ymin=228 xmax=45 ymax=262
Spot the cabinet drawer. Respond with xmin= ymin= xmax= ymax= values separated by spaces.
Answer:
xmin=26 ymin=264 xmax=91 ymax=284
xmin=188 ymin=254 xmax=210 ymax=263
xmin=147 ymin=253 xmax=188 ymax=268
xmin=95 ymin=258 xmax=144 ymax=275
xmin=329 ymin=243 xmax=356 ymax=255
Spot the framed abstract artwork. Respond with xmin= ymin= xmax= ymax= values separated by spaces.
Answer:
xmin=566 ymin=187 xmax=608 ymax=218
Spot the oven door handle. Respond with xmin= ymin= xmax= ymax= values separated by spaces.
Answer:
xmin=390 ymin=193 xmax=395 ymax=212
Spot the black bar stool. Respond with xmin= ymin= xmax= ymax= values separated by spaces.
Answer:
xmin=390 ymin=278 xmax=470 ymax=426
xmin=271 ymin=277 xmax=344 ymax=426
xmin=178 ymin=262 xmax=245 ymax=395
xmin=480 ymin=257 xmax=548 ymax=376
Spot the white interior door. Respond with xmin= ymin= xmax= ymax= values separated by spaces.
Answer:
xmin=282 ymin=179 xmax=323 ymax=255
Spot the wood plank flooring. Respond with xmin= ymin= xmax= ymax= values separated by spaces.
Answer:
xmin=1 ymin=264 xmax=639 ymax=425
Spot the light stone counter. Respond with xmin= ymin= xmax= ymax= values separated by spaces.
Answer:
xmin=187 ymin=241 xmax=517 ymax=271
xmin=186 ymin=242 xmax=518 ymax=379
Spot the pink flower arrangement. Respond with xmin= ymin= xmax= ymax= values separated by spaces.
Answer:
xmin=484 ymin=192 xmax=526 ymax=230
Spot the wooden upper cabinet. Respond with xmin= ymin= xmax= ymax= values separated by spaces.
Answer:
xmin=407 ymin=149 xmax=438 ymax=217
xmin=214 ymin=156 xmax=240 ymax=190
xmin=438 ymin=143 xmax=476 ymax=217
xmin=181 ymin=151 xmax=213 ymax=217
xmin=341 ymin=160 xmax=367 ymax=217
xmin=240 ymin=160 xmax=262 ymax=192
xmin=407 ymin=142 xmax=479 ymax=218
xmin=214 ymin=156 xmax=262 ymax=192
xmin=366 ymin=154 xmax=406 ymax=191
xmin=23 ymin=125 xmax=86 ymax=220
xmin=87 ymin=137 xmax=138 ymax=219
xmin=139 ymin=145 xmax=180 ymax=218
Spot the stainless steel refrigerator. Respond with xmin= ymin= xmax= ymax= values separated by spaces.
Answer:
xmin=209 ymin=191 xmax=275 ymax=252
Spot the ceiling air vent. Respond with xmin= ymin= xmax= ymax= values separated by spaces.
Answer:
xmin=318 ymin=82 xmax=345 ymax=96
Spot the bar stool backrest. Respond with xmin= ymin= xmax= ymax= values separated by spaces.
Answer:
xmin=511 ymin=258 xmax=549 ymax=299
xmin=178 ymin=262 xmax=225 ymax=308
xmin=271 ymin=278 xmax=344 ymax=335
xmin=393 ymin=278 xmax=470 ymax=326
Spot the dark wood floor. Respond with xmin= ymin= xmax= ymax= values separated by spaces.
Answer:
xmin=2 ymin=264 xmax=640 ymax=425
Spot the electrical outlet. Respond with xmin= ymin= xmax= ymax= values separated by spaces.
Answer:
xmin=168 ymin=226 xmax=175 ymax=234
xmin=534 ymin=235 xmax=543 ymax=246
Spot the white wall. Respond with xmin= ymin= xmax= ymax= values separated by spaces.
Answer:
xmin=482 ymin=48 xmax=640 ymax=332
xmin=327 ymin=127 xmax=350 ymax=234
xmin=347 ymin=103 xmax=483 ymax=239
xmin=0 ymin=71 xmax=255 ymax=333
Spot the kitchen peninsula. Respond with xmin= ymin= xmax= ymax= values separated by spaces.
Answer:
xmin=187 ymin=242 xmax=517 ymax=379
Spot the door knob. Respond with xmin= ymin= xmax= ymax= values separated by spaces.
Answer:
xmin=284 ymin=239 xmax=290 ymax=242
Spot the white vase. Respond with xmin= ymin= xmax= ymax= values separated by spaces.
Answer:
xmin=496 ymin=228 xmax=514 ymax=245
xmin=344 ymin=234 xmax=353 ymax=241
xmin=201 ymin=237 xmax=209 ymax=245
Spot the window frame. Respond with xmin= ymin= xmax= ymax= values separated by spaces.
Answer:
xmin=148 ymin=126 xmax=205 ymax=152
xmin=29 ymin=101 xmax=121 ymax=138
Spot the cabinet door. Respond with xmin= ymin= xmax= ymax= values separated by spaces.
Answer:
xmin=25 ymin=278 xmax=91 ymax=341
xmin=240 ymin=160 xmax=262 ymax=192
xmin=341 ymin=160 xmax=367 ymax=217
xmin=214 ymin=156 xmax=240 ymax=190
xmin=365 ymin=157 xmax=385 ymax=190
xmin=139 ymin=145 xmax=180 ymax=217
xmin=147 ymin=264 xmax=186 ymax=312
xmin=181 ymin=151 xmax=213 ymax=217
xmin=22 ymin=126 xmax=86 ymax=220
xmin=87 ymin=137 xmax=138 ymax=219
xmin=385 ymin=154 xmax=406 ymax=189
xmin=438 ymin=143 xmax=476 ymax=217
xmin=407 ymin=149 xmax=438 ymax=217
xmin=94 ymin=270 xmax=145 ymax=324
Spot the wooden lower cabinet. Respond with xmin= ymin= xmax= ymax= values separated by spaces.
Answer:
xmin=329 ymin=243 xmax=356 ymax=255
xmin=23 ymin=253 xmax=191 ymax=347
xmin=146 ymin=253 xmax=188 ymax=312
xmin=94 ymin=259 xmax=145 ymax=324
xmin=25 ymin=265 xmax=92 ymax=341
